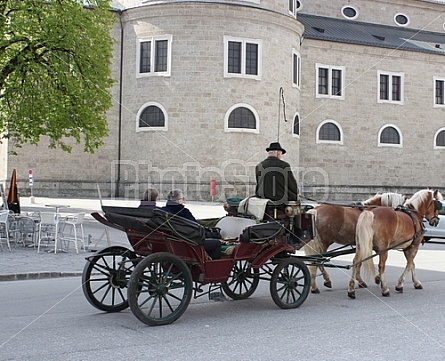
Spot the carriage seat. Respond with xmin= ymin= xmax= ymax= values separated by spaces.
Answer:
xmin=215 ymin=216 xmax=257 ymax=239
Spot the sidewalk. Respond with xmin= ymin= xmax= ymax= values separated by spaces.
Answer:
xmin=0 ymin=196 xmax=226 ymax=281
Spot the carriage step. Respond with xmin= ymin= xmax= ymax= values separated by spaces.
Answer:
xmin=209 ymin=291 xmax=227 ymax=302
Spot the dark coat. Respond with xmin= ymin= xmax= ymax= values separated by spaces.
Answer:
xmin=161 ymin=201 xmax=197 ymax=222
xmin=255 ymin=156 xmax=299 ymax=204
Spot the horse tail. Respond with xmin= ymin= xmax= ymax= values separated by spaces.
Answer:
xmin=355 ymin=210 xmax=376 ymax=280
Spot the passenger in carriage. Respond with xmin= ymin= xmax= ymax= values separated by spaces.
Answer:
xmin=255 ymin=142 xmax=304 ymax=239
xmin=138 ymin=188 xmax=159 ymax=209
xmin=162 ymin=189 xmax=221 ymax=259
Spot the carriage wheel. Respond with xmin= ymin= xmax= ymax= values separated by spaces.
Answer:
xmin=82 ymin=247 xmax=137 ymax=313
xmin=221 ymin=260 xmax=260 ymax=300
xmin=270 ymin=258 xmax=310 ymax=309
xmin=128 ymin=252 xmax=193 ymax=326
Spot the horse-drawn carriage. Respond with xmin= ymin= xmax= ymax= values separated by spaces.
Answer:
xmin=82 ymin=189 xmax=443 ymax=325
xmin=82 ymin=200 xmax=315 ymax=326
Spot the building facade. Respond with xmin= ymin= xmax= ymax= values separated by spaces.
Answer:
xmin=1 ymin=0 xmax=445 ymax=201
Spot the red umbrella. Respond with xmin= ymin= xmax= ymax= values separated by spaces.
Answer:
xmin=7 ymin=169 xmax=20 ymax=214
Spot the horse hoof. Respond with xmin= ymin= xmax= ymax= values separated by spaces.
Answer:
xmin=358 ymin=282 xmax=368 ymax=289
xmin=395 ymin=286 xmax=403 ymax=293
xmin=415 ymin=284 xmax=423 ymax=290
xmin=311 ymin=289 xmax=320 ymax=294
xmin=375 ymin=276 xmax=381 ymax=285
xmin=382 ymin=291 xmax=390 ymax=297
xmin=347 ymin=291 xmax=356 ymax=299
xmin=324 ymin=281 xmax=332 ymax=289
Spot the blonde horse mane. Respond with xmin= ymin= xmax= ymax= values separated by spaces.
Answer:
xmin=404 ymin=189 xmax=443 ymax=209
xmin=363 ymin=192 xmax=405 ymax=208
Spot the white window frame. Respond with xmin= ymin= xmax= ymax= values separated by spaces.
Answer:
xmin=434 ymin=128 xmax=445 ymax=149
xmin=341 ymin=5 xmax=359 ymax=20
xmin=224 ymin=103 xmax=260 ymax=133
xmin=377 ymin=71 xmax=404 ymax=105
xmin=136 ymin=102 xmax=168 ymax=132
xmin=434 ymin=76 xmax=445 ymax=108
xmin=377 ymin=124 xmax=403 ymax=148
xmin=223 ymin=36 xmax=262 ymax=80
xmin=316 ymin=119 xmax=343 ymax=145
xmin=292 ymin=49 xmax=301 ymax=89
xmin=136 ymin=35 xmax=172 ymax=78
xmin=394 ymin=13 xmax=410 ymax=27
xmin=315 ymin=63 xmax=345 ymax=100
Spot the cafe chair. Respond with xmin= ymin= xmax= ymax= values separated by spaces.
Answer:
xmin=0 ymin=210 xmax=12 ymax=251
xmin=59 ymin=213 xmax=86 ymax=253
xmin=37 ymin=212 xmax=60 ymax=253
xmin=17 ymin=216 xmax=38 ymax=248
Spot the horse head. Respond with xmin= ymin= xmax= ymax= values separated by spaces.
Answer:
xmin=404 ymin=189 xmax=443 ymax=226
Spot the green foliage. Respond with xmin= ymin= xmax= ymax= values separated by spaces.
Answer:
xmin=0 ymin=0 xmax=115 ymax=153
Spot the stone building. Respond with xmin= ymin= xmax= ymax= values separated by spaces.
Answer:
xmin=1 ymin=0 xmax=444 ymax=201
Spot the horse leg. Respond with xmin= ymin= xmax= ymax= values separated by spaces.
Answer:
xmin=396 ymin=247 xmax=422 ymax=292
xmin=377 ymin=253 xmax=390 ymax=297
xmin=320 ymin=265 xmax=332 ymax=289
xmin=355 ymin=263 xmax=368 ymax=288
xmin=348 ymin=254 xmax=361 ymax=299
xmin=308 ymin=264 xmax=320 ymax=293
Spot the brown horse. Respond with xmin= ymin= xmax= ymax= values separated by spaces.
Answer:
xmin=349 ymin=189 xmax=442 ymax=298
xmin=304 ymin=192 xmax=405 ymax=294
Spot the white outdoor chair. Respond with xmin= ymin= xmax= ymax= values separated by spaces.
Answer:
xmin=17 ymin=216 xmax=38 ymax=248
xmin=37 ymin=212 xmax=60 ymax=253
xmin=59 ymin=213 xmax=86 ymax=253
xmin=0 ymin=210 xmax=12 ymax=251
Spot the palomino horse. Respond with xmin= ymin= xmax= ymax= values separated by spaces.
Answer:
xmin=304 ymin=192 xmax=405 ymax=294
xmin=349 ymin=189 xmax=442 ymax=299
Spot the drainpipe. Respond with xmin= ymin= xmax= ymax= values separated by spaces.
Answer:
xmin=115 ymin=10 xmax=124 ymax=198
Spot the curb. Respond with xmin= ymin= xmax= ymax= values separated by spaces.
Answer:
xmin=0 ymin=272 xmax=83 ymax=282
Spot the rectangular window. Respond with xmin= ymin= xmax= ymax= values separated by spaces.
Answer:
xmin=434 ymin=77 xmax=445 ymax=107
xmin=137 ymin=35 xmax=172 ymax=77
xmin=224 ymin=36 xmax=262 ymax=80
xmin=292 ymin=50 xmax=301 ymax=89
xmin=289 ymin=0 xmax=295 ymax=16
xmin=378 ymin=71 xmax=404 ymax=104
xmin=315 ymin=64 xmax=345 ymax=99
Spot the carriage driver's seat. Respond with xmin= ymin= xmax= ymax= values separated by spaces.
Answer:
xmin=264 ymin=200 xmax=305 ymax=243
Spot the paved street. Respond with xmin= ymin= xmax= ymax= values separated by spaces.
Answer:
xmin=1 ymin=196 xmax=445 ymax=360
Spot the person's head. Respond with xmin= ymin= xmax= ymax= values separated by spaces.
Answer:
xmin=266 ymin=142 xmax=286 ymax=159
xmin=142 ymin=188 xmax=159 ymax=202
xmin=167 ymin=189 xmax=185 ymax=204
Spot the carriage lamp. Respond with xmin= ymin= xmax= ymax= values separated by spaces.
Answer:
xmin=285 ymin=205 xmax=295 ymax=217
xmin=223 ymin=203 xmax=230 ymax=212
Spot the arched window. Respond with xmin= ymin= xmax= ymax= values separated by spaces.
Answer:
xmin=434 ymin=128 xmax=445 ymax=148
xmin=293 ymin=113 xmax=300 ymax=137
xmin=224 ymin=104 xmax=259 ymax=133
xmin=378 ymin=125 xmax=402 ymax=147
xmin=136 ymin=102 xmax=168 ymax=131
xmin=316 ymin=120 xmax=343 ymax=144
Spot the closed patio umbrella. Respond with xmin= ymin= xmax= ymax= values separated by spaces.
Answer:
xmin=7 ymin=169 xmax=20 ymax=214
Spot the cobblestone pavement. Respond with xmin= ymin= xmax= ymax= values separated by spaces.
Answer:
xmin=0 ymin=196 xmax=226 ymax=281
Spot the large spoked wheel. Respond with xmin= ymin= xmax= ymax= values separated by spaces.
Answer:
xmin=222 ymin=260 xmax=260 ymax=300
xmin=128 ymin=252 xmax=193 ymax=326
xmin=270 ymin=258 xmax=310 ymax=309
xmin=82 ymin=246 xmax=137 ymax=313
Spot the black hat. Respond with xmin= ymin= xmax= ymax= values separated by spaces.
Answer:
xmin=266 ymin=142 xmax=286 ymax=154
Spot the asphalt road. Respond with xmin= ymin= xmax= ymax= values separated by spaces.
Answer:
xmin=1 ymin=245 xmax=445 ymax=361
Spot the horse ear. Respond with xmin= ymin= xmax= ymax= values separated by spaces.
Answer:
xmin=433 ymin=189 xmax=439 ymax=199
